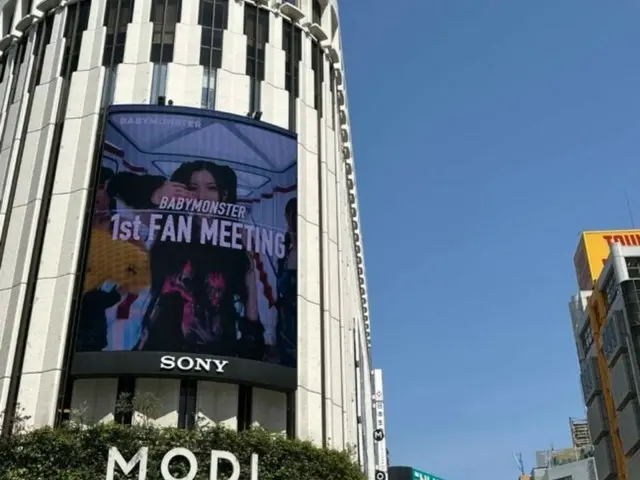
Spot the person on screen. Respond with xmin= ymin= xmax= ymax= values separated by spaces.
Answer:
xmin=275 ymin=197 xmax=297 ymax=367
xmin=107 ymin=160 xmax=265 ymax=360
xmin=77 ymin=166 xmax=152 ymax=353
xmin=76 ymin=166 xmax=121 ymax=352
xmin=95 ymin=166 xmax=116 ymax=227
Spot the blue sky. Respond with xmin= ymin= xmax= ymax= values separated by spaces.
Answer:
xmin=338 ymin=1 xmax=640 ymax=479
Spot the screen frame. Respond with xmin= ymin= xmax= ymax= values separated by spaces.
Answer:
xmin=68 ymin=105 xmax=298 ymax=392
xmin=72 ymin=351 xmax=297 ymax=391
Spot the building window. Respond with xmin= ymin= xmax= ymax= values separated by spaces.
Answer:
xmin=282 ymin=19 xmax=300 ymax=130
xmin=150 ymin=0 xmax=181 ymax=63
xmin=32 ymin=14 xmax=54 ymax=87
xmin=199 ymin=0 xmax=227 ymax=109
xmin=244 ymin=4 xmax=268 ymax=112
xmin=602 ymin=311 xmax=623 ymax=361
xmin=102 ymin=0 xmax=133 ymax=105
xmin=580 ymin=324 xmax=594 ymax=353
xmin=114 ymin=376 xmax=136 ymax=425
xmin=150 ymin=62 xmax=167 ymax=102
xmin=286 ymin=391 xmax=295 ymax=438
xmin=0 ymin=55 xmax=7 ymax=84
xmin=201 ymin=66 xmax=216 ymax=109
xmin=312 ymin=0 xmax=322 ymax=25
xmin=311 ymin=41 xmax=323 ymax=114
xmin=101 ymin=67 xmax=117 ymax=106
xmin=103 ymin=0 xmax=133 ymax=66
xmin=199 ymin=0 xmax=226 ymax=68
xmin=178 ymin=379 xmax=197 ymax=429
xmin=61 ymin=0 xmax=92 ymax=77
xmin=603 ymin=273 xmax=618 ymax=306
xmin=23 ymin=0 xmax=33 ymax=16
xmin=237 ymin=385 xmax=252 ymax=431
xmin=627 ymin=257 xmax=640 ymax=278
xmin=56 ymin=376 xmax=74 ymax=425
xmin=6 ymin=36 xmax=27 ymax=104
xmin=3 ymin=4 xmax=14 ymax=37
xmin=622 ymin=279 xmax=640 ymax=328
xmin=329 ymin=63 xmax=335 ymax=128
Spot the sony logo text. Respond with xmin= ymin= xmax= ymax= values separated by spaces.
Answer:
xmin=106 ymin=447 xmax=259 ymax=480
xmin=160 ymin=355 xmax=229 ymax=374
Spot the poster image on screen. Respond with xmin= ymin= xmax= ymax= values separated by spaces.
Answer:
xmin=75 ymin=106 xmax=297 ymax=369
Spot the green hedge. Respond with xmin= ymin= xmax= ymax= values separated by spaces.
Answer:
xmin=0 ymin=422 xmax=366 ymax=480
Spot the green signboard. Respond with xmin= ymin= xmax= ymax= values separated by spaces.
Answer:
xmin=412 ymin=468 xmax=445 ymax=480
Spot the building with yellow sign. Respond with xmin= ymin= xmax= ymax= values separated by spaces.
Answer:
xmin=569 ymin=231 xmax=640 ymax=480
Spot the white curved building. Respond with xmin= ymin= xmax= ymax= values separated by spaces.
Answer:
xmin=0 ymin=0 xmax=379 ymax=477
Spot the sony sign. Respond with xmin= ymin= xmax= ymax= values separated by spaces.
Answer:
xmin=160 ymin=355 xmax=229 ymax=374
xmin=106 ymin=447 xmax=259 ymax=480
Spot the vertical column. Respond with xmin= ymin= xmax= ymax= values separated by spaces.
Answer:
xmin=216 ymin=0 xmax=247 ymax=114
xmin=295 ymin=26 xmax=323 ymax=446
xmin=115 ymin=0 xmax=153 ymax=103
xmin=0 ymin=12 xmax=66 ymax=427
xmin=260 ymin=9 xmax=285 ymax=128
xmin=166 ymin=0 xmax=201 ymax=106
xmin=321 ymin=50 xmax=344 ymax=450
xmin=16 ymin=0 xmax=109 ymax=424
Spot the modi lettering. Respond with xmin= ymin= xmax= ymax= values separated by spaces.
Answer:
xmin=106 ymin=447 xmax=259 ymax=480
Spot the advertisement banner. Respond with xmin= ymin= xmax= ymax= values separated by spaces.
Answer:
xmin=574 ymin=230 xmax=640 ymax=290
xmin=73 ymin=106 xmax=298 ymax=381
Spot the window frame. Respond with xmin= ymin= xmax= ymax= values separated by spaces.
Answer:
xmin=61 ymin=0 xmax=92 ymax=77
xmin=311 ymin=39 xmax=323 ymax=115
xmin=312 ymin=0 xmax=322 ymax=25
xmin=103 ymin=0 xmax=134 ymax=68
xmin=114 ymin=376 xmax=136 ymax=425
xmin=178 ymin=378 xmax=198 ymax=429
xmin=244 ymin=4 xmax=269 ymax=112
xmin=282 ymin=18 xmax=301 ymax=130
xmin=150 ymin=0 xmax=182 ymax=64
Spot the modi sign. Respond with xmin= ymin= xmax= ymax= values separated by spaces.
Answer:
xmin=106 ymin=447 xmax=259 ymax=480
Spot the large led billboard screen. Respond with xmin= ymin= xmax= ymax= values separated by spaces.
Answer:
xmin=71 ymin=105 xmax=297 ymax=390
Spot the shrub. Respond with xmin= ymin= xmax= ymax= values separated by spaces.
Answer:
xmin=0 ymin=422 xmax=365 ymax=480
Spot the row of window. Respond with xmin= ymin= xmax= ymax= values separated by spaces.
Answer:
xmin=0 ymin=0 xmax=331 ymax=130
xmin=70 ymin=376 xmax=297 ymax=436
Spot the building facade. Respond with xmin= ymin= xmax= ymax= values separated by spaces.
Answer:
xmin=0 ymin=0 xmax=380 ymax=477
xmin=569 ymin=232 xmax=640 ymax=480
xmin=571 ymin=417 xmax=593 ymax=450
xmin=533 ymin=447 xmax=598 ymax=480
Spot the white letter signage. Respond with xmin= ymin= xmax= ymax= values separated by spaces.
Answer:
xmin=210 ymin=450 xmax=241 ymax=480
xmin=106 ymin=447 xmax=148 ymax=480
xmin=160 ymin=355 xmax=229 ymax=374
xmin=105 ymin=447 xmax=259 ymax=479
xmin=161 ymin=447 xmax=198 ymax=480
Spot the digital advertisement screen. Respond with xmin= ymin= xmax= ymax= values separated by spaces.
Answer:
xmin=72 ymin=106 xmax=297 ymax=387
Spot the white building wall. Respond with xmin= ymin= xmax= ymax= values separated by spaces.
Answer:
xmin=0 ymin=0 xmax=377 ymax=475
